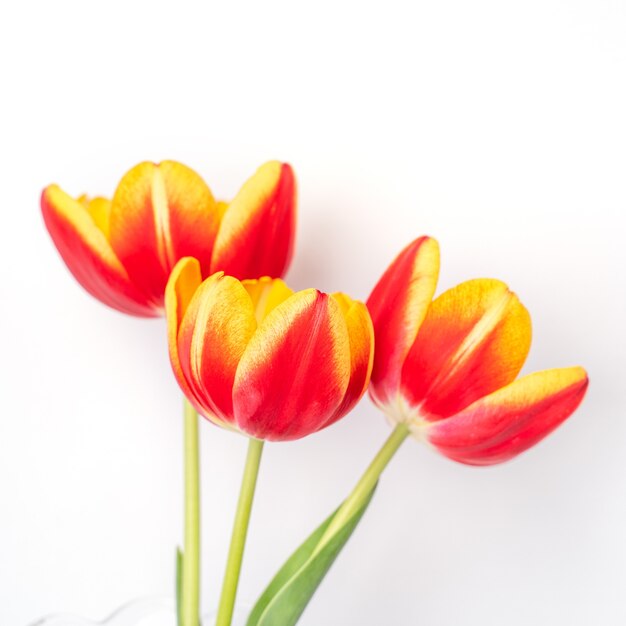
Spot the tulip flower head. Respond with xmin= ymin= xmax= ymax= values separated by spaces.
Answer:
xmin=41 ymin=160 xmax=296 ymax=316
xmin=166 ymin=257 xmax=374 ymax=441
xmin=367 ymin=237 xmax=588 ymax=465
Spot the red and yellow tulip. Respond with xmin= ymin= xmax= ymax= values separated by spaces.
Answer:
xmin=367 ymin=236 xmax=589 ymax=465
xmin=166 ymin=257 xmax=374 ymax=441
xmin=41 ymin=160 xmax=296 ymax=317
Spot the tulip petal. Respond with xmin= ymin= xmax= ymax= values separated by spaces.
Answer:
xmin=211 ymin=162 xmax=296 ymax=279
xmin=401 ymin=279 xmax=531 ymax=420
xmin=216 ymin=200 xmax=230 ymax=222
xmin=165 ymin=257 xmax=203 ymax=407
xmin=109 ymin=161 xmax=220 ymax=305
xmin=426 ymin=367 xmax=589 ymax=465
xmin=366 ymin=237 xmax=440 ymax=408
xmin=242 ymin=277 xmax=295 ymax=323
xmin=78 ymin=195 xmax=112 ymax=239
xmin=177 ymin=272 xmax=257 ymax=425
xmin=326 ymin=294 xmax=374 ymax=423
xmin=233 ymin=290 xmax=351 ymax=441
xmin=41 ymin=185 xmax=155 ymax=316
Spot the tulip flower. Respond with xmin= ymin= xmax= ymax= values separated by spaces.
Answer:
xmin=41 ymin=160 xmax=296 ymax=316
xmin=166 ymin=257 xmax=374 ymax=441
xmin=247 ymin=237 xmax=589 ymax=626
xmin=166 ymin=256 xmax=374 ymax=626
xmin=367 ymin=236 xmax=589 ymax=465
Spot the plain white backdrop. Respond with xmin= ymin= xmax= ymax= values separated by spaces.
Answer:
xmin=1 ymin=1 xmax=625 ymax=624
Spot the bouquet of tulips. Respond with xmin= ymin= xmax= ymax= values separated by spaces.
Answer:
xmin=40 ymin=159 xmax=588 ymax=626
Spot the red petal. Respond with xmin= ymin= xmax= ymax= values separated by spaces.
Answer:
xmin=232 ymin=290 xmax=351 ymax=441
xmin=109 ymin=161 xmax=220 ymax=306
xmin=366 ymin=237 xmax=440 ymax=408
xmin=426 ymin=367 xmax=589 ymax=465
xmin=211 ymin=162 xmax=296 ymax=280
xmin=326 ymin=294 xmax=374 ymax=424
xmin=41 ymin=185 xmax=155 ymax=316
xmin=177 ymin=272 xmax=257 ymax=426
xmin=401 ymin=278 xmax=531 ymax=420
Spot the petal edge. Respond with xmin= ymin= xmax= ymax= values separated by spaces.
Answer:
xmin=367 ymin=237 xmax=440 ymax=408
xmin=211 ymin=161 xmax=297 ymax=279
xmin=41 ymin=185 xmax=155 ymax=316
xmin=426 ymin=367 xmax=589 ymax=465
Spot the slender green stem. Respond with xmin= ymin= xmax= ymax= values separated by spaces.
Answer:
xmin=316 ymin=423 xmax=410 ymax=550
xmin=216 ymin=437 xmax=265 ymax=626
xmin=181 ymin=399 xmax=200 ymax=626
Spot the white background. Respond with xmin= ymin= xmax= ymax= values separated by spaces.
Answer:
xmin=1 ymin=1 xmax=625 ymax=624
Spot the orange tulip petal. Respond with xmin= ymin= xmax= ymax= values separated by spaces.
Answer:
xmin=210 ymin=161 xmax=296 ymax=279
xmin=326 ymin=294 xmax=374 ymax=424
xmin=78 ymin=195 xmax=112 ymax=239
xmin=232 ymin=289 xmax=351 ymax=441
xmin=426 ymin=367 xmax=589 ymax=465
xmin=367 ymin=237 xmax=440 ymax=408
xmin=242 ymin=277 xmax=295 ymax=323
xmin=401 ymin=278 xmax=531 ymax=420
xmin=165 ymin=257 xmax=204 ymax=409
xmin=41 ymin=185 xmax=155 ymax=316
xmin=177 ymin=272 xmax=257 ymax=424
xmin=109 ymin=161 xmax=219 ymax=305
xmin=216 ymin=200 xmax=230 ymax=222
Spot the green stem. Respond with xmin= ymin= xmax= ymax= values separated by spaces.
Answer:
xmin=316 ymin=423 xmax=410 ymax=549
xmin=181 ymin=399 xmax=200 ymax=626
xmin=216 ymin=437 xmax=265 ymax=626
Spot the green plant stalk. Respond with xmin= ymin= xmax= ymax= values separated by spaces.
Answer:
xmin=216 ymin=437 xmax=265 ymax=626
xmin=180 ymin=399 xmax=201 ymax=626
xmin=315 ymin=423 xmax=410 ymax=552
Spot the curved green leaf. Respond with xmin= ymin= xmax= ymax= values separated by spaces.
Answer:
xmin=247 ymin=485 xmax=377 ymax=626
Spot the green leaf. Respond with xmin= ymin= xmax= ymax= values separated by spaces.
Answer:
xmin=176 ymin=547 xmax=183 ymax=626
xmin=246 ymin=484 xmax=377 ymax=626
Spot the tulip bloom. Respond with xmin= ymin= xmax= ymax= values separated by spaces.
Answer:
xmin=41 ymin=160 xmax=296 ymax=317
xmin=166 ymin=260 xmax=373 ymax=625
xmin=367 ymin=236 xmax=588 ymax=465
xmin=248 ymin=238 xmax=589 ymax=622
xmin=166 ymin=257 xmax=374 ymax=441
